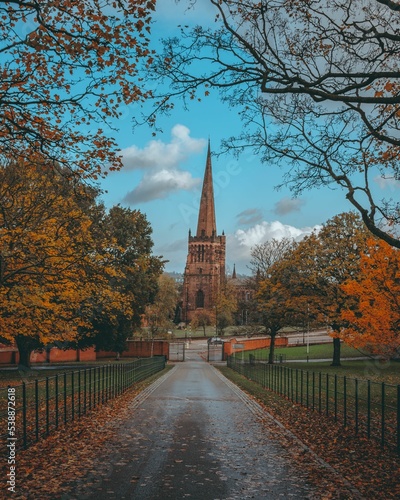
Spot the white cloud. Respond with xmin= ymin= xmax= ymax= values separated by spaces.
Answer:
xmin=120 ymin=124 xmax=206 ymax=171
xmin=123 ymin=169 xmax=200 ymax=204
xmin=121 ymin=124 xmax=206 ymax=204
xmin=226 ymin=220 xmax=321 ymax=273
xmin=235 ymin=220 xmax=318 ymax=247
xmin=374 ymin=175 xmax=400 ymax=190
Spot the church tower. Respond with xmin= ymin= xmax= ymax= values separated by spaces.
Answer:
xmin=182 ymin=141 xmax=226 ymax=323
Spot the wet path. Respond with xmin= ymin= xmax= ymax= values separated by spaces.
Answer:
xmin=61 ymin=350 xmax=337 ymax=500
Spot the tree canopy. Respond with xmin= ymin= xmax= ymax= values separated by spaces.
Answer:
xmin=0 ymin=159 xmax=163 ymax=367
xmin=149 ymin=0 xmax=400 ymax=248
xmin=1 ymin=0 xmax=156 ymax=178
xmin=145 ymin=273 xmax=179 ymax=338
xmin=341 ymin=238 xmax=400 ymax=359
xmin=253 ymin=213 xmax=370 ymax=365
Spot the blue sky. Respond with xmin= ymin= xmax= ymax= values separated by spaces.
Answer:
xmin=98 ymin=0 xmax=356 ymax=274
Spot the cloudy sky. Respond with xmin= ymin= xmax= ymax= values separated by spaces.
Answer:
xmin=99 ymin=0 xmax=357 ymax=274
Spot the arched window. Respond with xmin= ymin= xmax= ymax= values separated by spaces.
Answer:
xmin=195 ymin=290 xmax=204 ymax=308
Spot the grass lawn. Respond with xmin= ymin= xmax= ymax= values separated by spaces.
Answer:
xmin=285 ymin=359 xmax=400 ymax=385
xmin=243 ymin=342 xmax=370 ymax=361
xmin=236 ymin=343 xmax=400 ymax=385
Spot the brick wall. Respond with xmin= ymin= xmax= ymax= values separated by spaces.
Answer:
xmin=0 ymin=341 xmax=170 ymax=366
xmin=97 ymin=340 xmax=169 ymax=360
xmin=223 ymin=336 xmax=288 ymax=360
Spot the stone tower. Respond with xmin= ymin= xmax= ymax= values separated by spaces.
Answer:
xmin=182 ymin=141 xmax=226 ymax=323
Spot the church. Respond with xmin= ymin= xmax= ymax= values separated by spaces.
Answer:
xmin=182 ymin=141 xmax=226 ymax=323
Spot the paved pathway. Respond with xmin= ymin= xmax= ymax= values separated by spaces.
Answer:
xmin=62 ymin=348 xmax=360 ymax=499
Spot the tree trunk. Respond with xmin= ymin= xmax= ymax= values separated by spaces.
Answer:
xmin=268 ymin=331 xmax=277 ymax=364
xmin=331 ymin=337 xmax=341 ymax=366
xmin=15 ymin=335 xmax=41 ymax=370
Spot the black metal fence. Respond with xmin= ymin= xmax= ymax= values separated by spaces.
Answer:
xmin=227 ymin=356 xmax=400 ymax=455
xmin=1 ymin=357 xmax=166 ymax=451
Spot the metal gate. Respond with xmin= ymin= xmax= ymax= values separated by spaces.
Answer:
xmin=207 ymin=343 xmax=224 ymax=362
xmin=169 ymin=342 xmax=186 ymax=361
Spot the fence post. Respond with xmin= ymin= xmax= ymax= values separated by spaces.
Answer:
xmin=367 ymin=380 xmax=371 ymax=438
xmin=93 ymin=368 xmax=97 ymax=408
xmin=355 ymin=378 xmax=359 ymax=434
xmin=312 ymin=372 xmax=315 ymax=411
xmin=64 ymin=372 xmax=67 ymax=425
xmin=78 ymin=370 xmax=81 ymax=418
xmin=46 ymin=377 xmax=50 ymax=436
xmin=55 ymin=374 xmax=59 ymax=429
xmin=35 ymin=380 xmax=39 ymax=442
xmin=318 ymin=372 xmax=322 ymax=414
xmin=300 ymin=370 xmax=303 ymax=406
xmin=71 ymin=371 xmax=75 ymax=422
xmin=84 ymin=369 xmax=87 ymax=414
xmin=88 ymin=369 xmax=92 ymax=410
xmin=334 ymin=375 xmax=337 ymax=422
xmin=326 ymin=373 xmax=329 ymax=416
xmin=291 ymin=368 xmax=294 ymax=402
xmin=344 ymin=376 xmax=347 ymax=428
xmin=381 ymin=382 xmax=385 ymax=448
xmin=102 ymin=366 xmax=105 ymax=404
xmin=397 ymin=385 xmax=400 ymax=456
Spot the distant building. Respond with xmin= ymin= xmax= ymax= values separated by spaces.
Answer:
xmin=182 ymin=141 xmax=226 ymax=323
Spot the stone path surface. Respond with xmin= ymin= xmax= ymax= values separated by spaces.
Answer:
xmin=61 ymin=346 xmax=360 ymax=499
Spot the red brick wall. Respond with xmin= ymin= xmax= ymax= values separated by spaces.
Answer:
xmin=97 ymin=340 xmax=169 ymax=360
xmin=78 ymin=349 xmax=96 ymax=361
xmin=223 ymin=336 xmax=288 ymax=360
xmin=0 ymin=350 xmax=18 ymax=364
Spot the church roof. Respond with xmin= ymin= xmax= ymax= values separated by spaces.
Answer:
xmin=196 ymin=140 xmax=217 ymax=237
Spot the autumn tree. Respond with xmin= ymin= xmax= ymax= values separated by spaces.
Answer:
xmin=0 ymin=158 xmax=108 ymax=367
xmin=191 ymin=310 xmax=214 ymax=336
xmin=215 ymin=281 xmax=238 ymax=336
xmin=0 ymin=160 xmax=164 ymax=367
xmin=252 ymin=238 xmax=297 ymax=363
xmin=1 ymin=0 xmax=156 ymax=178
xmin=82 ymin=205 xmax=164 ymax=355
xmin=341 ymin=239 xmax=400 ymax=359
xmin=281 ymin=212 xmax=370 ymax=366
xmin=145 ymin=274 xmax=178 ymax=339
xmin=148 ymin=0 xmax=400 ymax=248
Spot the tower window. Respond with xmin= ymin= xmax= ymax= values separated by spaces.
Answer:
xmin=195 ymin=290 xmax=205 ymax=308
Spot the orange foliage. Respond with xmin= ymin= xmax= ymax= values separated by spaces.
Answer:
xmin=341 ymin=239 xmax=400 ymax=358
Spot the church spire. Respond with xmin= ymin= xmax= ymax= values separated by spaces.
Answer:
xmin=196 ymin=139 xmax=217 ymax=237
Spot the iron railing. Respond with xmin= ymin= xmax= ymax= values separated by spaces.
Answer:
xmin=227 ymin=356 xmax=400 ymax=455
xmin=1 ymin=357 xmax=166 ymax=451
